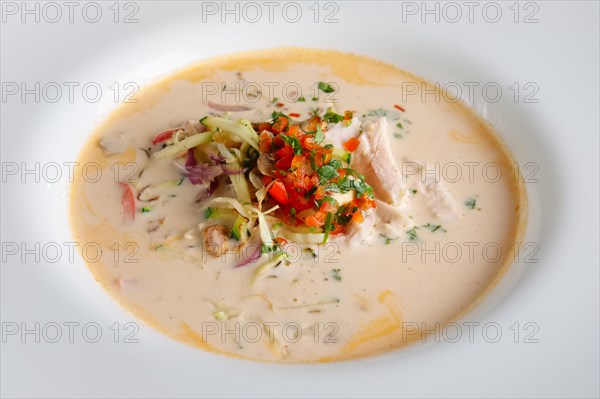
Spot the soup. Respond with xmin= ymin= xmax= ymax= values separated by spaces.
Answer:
xmin=70 ymin=48 xmax=527 ymax=362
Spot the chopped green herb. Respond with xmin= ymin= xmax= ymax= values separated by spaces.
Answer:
xmin=271 ymin=111 xmax=290 ymax=122
xmin=410 ymin=188 xmax=417 ymax=195
xmin=423 ymin=223 xmax=446 ymax=233
xmin=281 ymin=134 xmax=303 ymax=155
xmin=407 ymin=227 xmax=418 ymax=241
xmin=318 ymin=82 xmax=335 ymax=93
xmin=331 ymin=268 xmax=342 ymax=281
xmin=396 ymin=122 xmax=403 ymax=129
xmin=315 ymin=125 xmax=325 ymax=144
xmin=318 ymin=165 xmax=339 ymax=184
xmin=379 ymin=234 xmax=395 ymax=245
xmin=323 ymin=108 xmax=344 ymax=124
xmin=141 ymin=207 xmax=151 ymax=213
xmin=322 ymin=212 xmax=334 ymax=243
xmin=365 ymin=108 xmax=388 ymax=117
xmin=297 ymin=96 xmax=306 ymax=102
xmin=465 ymin=197 xmax=477 ymax=209
xmin=271 ymin=97 xmax=279 ymax=104
xmin=311 ymin=96 xmax=319 ymax=102
xmin=304 ymin=247 xmax=317 ymax=258
xmin=290 ymin=208 xmax=297 ymax=218
xmin=204 ymin=207 xmax=215 ymax=219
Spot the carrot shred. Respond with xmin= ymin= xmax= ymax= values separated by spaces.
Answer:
xmin=289 ymin=113 xmax=301 ymax=118
xmin=351 ymin=211 xmax=364 ymax=224
xmin=394 ymin=104 xmax=406 ymax=112
xmin=343 ymin=137 xmax=360 ymax=152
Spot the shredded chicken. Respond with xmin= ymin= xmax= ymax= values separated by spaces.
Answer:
xmin=203 ymin=225 xmax=230 ymax=257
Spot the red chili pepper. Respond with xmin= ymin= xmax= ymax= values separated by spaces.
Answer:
xmin=276 ymin=102 xmax=285 ymax=108
xmin=268 ymin=180 xmax=289 ymax=205
xmin=151 ymin=129 xmax=178 ymax=146
xmin=289 ymin=113 xmax=301 ymax=118
xmin=394 ymin=104 xmax=406 ymax=112
xmin=119 ymin=182 xmax=135 ymax=221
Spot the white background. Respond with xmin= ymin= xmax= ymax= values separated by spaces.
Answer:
xmin=1 ymin=1 xmax=598 ymax=398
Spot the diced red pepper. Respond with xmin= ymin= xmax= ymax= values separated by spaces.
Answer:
xmin=271 ymin=116 xmax=288 ymax=133
xmin=268 ymin=180 xmax=289 ymax=205
xmin=344 ymin=137 xmax=360 ymax=152
xmin=151 ymin=129 xmax=177 ymax=146
xmin=289 ymin=113 xmax=301 ymax=118
xmin=276 ymin=145 xmax=293 ymax=159
xmin=274 ymin=155 xmax=293 ymax=170
xmin=257 ymin=122 xmax=271 ymax=133
xmin=259 ymin=131 xmax=273 ymax=153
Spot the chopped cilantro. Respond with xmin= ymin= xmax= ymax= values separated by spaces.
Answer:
xmin=379 ymin=234 xmax=395 ymax=245
xmin=323 ymin=108 xmax=344 ymax=124
xmin=281 ymin=134 xmax=303 ymax=155
xmin=465 ymin=197 xmax=477 ymax=209
xmin=315 ymin=125 xmax=325 ymax=144
xmin=297 ymin=96 xmax=306 ymax=102
xmin=407 ymin=227 xmax=418 ymax=241
xmin=318 ymin=82 xmax=335 ymax=93
xmin=271 ymin=111 xmax=290 ymax=122
xmin=318 ymin=165 xmax=339 ymax=183
xmin=331 ymin=268 xmax=342 ymax=281
xmin=423 ymin=223 xmax=446 ymax=233
xmin=141 ymin=207 xmax=151 ymax=213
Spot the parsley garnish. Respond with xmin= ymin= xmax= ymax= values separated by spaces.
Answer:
xmin=141 ymin=207 xmax=151 ymax=213
xmin=318 ymin=82 xmax=335 ymax=93
xmin=331 ymin=268 xmax=342 ymax=281
xmin=465 ymin=197 xmax=477 ymax=209
xmin=281 ymin=134 xmax=303 ymax=155
xmin=407 ymin=227 xmax=418 ymax=241
xmin=297 ymin=96 xmax=306 ymax=102
xmin=270 ymin=111 xmax=290 ymax=122
xmin=323 ymin=108 xmax=344 ymax=124
xmin=423 ymin=223 xmax=446 ymax=233
xmin=379 ymin=234 xmax=395 ymax=245
xmin=318 ymin=164 xmax=339 ymax=183
xmin=315 ymin=125 xmax=325 ymax=144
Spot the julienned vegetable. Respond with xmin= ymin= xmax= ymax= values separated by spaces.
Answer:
xmin=119 ymin=182 xmax=135 ymax=221
xmin=140 ymin=110 xmax=376 ymax=271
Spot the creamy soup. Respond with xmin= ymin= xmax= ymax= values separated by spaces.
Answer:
xmin=70 ymin=48 xmax=527 ymax=362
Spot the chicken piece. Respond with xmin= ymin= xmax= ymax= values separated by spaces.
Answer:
xmin=323 ymin=118 xmax=361 ymax=148
xmin=346 ymin=210 xmax=376 ymax=245
xmin=203 ymin=225 xmax=230 ymax=257
xmin=418 ymin=173 xmax=458 ymax=221
xmin=351 ymin=117 xmax=405 ymax=204
xmin=374 ymin=200 xmax=412 ymax=237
